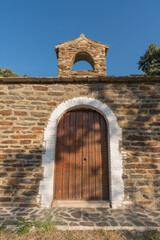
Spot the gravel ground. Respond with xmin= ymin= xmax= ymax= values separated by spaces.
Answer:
xmin=0 ymin=229 xmax=160 ymax=240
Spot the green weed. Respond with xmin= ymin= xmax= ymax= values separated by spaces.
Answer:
xmin=15 ymin=216 xmax=56 ymax=236
xmin=66 ymin=230 xmax=74 ymax=240
xmin=146 ymin=230 xmax=160 ymax=240
xmin=100 ymin=230 xmax=107 ymax=237
xmin=134 ymin=237 xmax=143 ymax=240
xmin=0 ymin=225 xmax=6 ymax=233
xmin=38 ymin=218 xmax=56 ymax=232
xmin=134 ymin=230 xmax=160 ymax=240
xmin=16 ymin=218 xmax=34 ymax=236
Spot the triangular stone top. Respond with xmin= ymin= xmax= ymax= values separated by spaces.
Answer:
xmin=54 ymin=34 xmax=109 ymax=77
xmin=55 ymin=34 xmax=109 ymax=56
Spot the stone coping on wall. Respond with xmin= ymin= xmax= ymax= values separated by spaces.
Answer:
xmin=0 ymin=75 xmax=160 ymax=84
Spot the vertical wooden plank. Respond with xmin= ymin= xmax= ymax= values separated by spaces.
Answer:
xmin=100 ymin=115 xmax=109 ymax=200
xmin=69 ymin=111 xmax=76 ymax=199
xmin=94 ymin=112 xmax=102 ymax=199
xmin=62 ymin=113 xmax=70 ymax=199
xmin=75 ymin=111 xmax=82 ymax=199
xmin=88 ymin=111 xmax=96 ymax=199
xmin=82 ymin=111 xmax=89 ymax=199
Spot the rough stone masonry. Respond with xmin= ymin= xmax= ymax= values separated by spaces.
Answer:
xmin=0 ymin=34 xmax=160 ymax=212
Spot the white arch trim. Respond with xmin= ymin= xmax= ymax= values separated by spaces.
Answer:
xmin=39 ymin=97 xmax=124 ymax=208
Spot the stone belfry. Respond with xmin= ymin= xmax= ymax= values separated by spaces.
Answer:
xmin=55 ymin=34 xmax=109 ymax=77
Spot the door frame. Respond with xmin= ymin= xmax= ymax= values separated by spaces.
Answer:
xmin=39 ymin=97 xmax=124 ymax=208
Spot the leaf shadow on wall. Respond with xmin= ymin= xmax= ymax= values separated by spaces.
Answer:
xmin=87 ymin=81 xmax=160 ymax=210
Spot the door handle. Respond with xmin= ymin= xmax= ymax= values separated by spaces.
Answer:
xmin=84 ymin=157 xmax=88 ymax=161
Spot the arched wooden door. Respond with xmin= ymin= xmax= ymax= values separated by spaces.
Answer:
xmin=53 ymin=109 xmax=109 ymax=200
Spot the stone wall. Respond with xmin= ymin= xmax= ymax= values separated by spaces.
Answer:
xmin=0 ymin=76 xmax=160 ymax=210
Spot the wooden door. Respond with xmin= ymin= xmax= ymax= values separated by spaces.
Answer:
xmin=53 ymin=109 xmax=109 ymax=200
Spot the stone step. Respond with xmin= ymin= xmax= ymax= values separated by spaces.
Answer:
xmin=52 ymin=200 xmax=110 ymax=208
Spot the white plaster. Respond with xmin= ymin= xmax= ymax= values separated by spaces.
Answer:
xmin=39 ymin=97 xmax=124 ymax=208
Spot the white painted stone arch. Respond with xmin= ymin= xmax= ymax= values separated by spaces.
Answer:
xmin=39 ymin=97 xmax=124 ymax=208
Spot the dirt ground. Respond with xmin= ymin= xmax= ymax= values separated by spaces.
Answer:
xmin=0 ymin=229 xmax=160 ymax=240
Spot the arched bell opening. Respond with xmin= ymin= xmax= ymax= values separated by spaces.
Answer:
xmin=71 ymin=61 xmax=93 ymax=71
xmin=70 ymin=51 xmax=95 ymax=71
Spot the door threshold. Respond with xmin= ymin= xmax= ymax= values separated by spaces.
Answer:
xmin=51 ymin=200 xmax=110 ymax=208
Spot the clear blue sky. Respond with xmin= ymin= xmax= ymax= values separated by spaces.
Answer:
xmin=0 ymin=0 xmax=160 ymax=77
